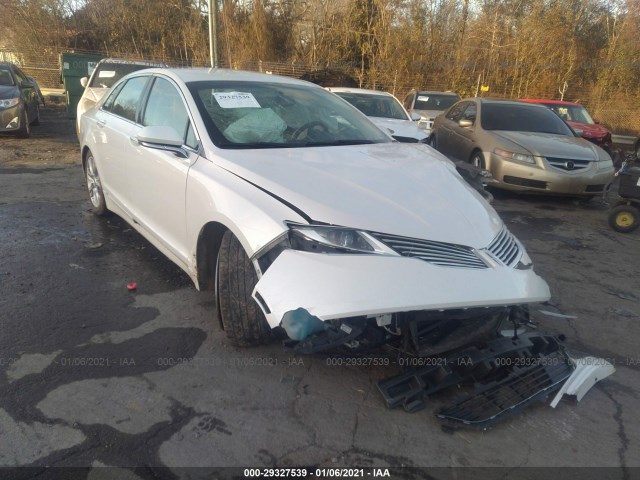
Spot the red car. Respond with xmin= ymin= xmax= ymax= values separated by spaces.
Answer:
xmin=520 ymin=99 xmax=612 ymax=154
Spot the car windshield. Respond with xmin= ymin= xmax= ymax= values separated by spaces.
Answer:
xmin=481 ymin=103 xmax=574 ymax=135
xmin=543 ymin=104 xmax=595 ymax=125
xmin=414 ymin=94 xmax=459 ymax=111
xmin=334 ymin=92 xmax=409 ymax=120
xmin=89 ymin=63 xmax=155 ymax=89
xmin=188 ymin=81 xmax=392 ymax=149
xmin=0 ymin=67 xmax=15 ymax=86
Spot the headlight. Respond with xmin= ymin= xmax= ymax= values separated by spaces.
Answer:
xmin=493 ymin=148 xmax=535 ymax=164
xmin=0 ymin=98 xmax=20 ymax=109
xmin=598 ymin=158 xmax=614 ymax=169
xmin=288 ymin=224 xmax=397 ymax=255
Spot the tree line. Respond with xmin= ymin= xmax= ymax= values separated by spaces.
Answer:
xmin=1 ymin=0 xmax=639 ymax=133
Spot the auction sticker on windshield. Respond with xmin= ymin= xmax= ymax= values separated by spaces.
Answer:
xmin=214 ymin=92 xmax=261 ymax=109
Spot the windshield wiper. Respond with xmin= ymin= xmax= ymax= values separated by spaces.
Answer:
xmin=299 ymin=139 xmax=378 ymax=147
xmin=222 ymin=142 xmax=298 ymax=149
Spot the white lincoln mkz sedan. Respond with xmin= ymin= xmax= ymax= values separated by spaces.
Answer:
xmin=79 ymin=68 xmax=550 ymax=354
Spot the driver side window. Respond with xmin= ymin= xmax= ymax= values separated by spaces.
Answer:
xmin=143 ymin=77 xmax=198 ymax=149
xmin=446 ymin=102 xmax=469 ymax=122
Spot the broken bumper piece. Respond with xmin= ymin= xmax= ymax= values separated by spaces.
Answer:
xmin=550 ymin=356 xmax=615 ymax=408
xmin=377 ymin=332 xmax=616 ymax=430
xmin=377 ymin=333 xmax=568 ymax=414
xmin=253 ymin=250 xmax=550 ymax=329
xmin=436 ymin=351 xmax=573 ymax=431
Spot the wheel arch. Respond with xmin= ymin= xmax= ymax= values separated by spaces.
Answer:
xmin=470 ymin=148 xmax=486 ymax=168
xmin=81 ymin=146 xmax=92 ymax=173
xmin=195 ymin=221 xmax=229 ymax=291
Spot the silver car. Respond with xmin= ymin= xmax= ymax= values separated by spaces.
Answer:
xmin=430 ymin=98 xmax=615 ymax=196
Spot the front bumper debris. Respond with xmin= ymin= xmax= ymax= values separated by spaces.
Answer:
xmin=374 ymin=332 xmax=614 ymax=431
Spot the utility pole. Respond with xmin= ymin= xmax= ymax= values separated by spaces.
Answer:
xmin=208 ymin=0 xmax=220 ymax=68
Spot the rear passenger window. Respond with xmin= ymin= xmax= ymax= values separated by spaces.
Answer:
xmin=143 ymin=77 xmax=198 ymax=148
xmin=110 ymin=76 xmax=148 ymax=122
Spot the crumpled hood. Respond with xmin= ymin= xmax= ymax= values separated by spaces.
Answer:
xmin=368 ymin=117 xmax=428 ymax=141
xmin=567 ymin=121 xmax=610 ymax=141
xmin=211 ymin=143 xmax=503 ymax=248
xmin=493 ymin=131 xmax=600 ymax=160
xmin=0 ymin=85 xmax=19 ymax=100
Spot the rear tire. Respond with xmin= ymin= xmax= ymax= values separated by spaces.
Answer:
xmin=609 ymin=204 xmax=640 ymax=233
xmin=84 ymin=151 xmax=108 ymax=216
xmin=217 ymin=231 xmax=272 ymax=346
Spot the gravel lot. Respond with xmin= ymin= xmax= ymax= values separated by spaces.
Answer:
xmin=1 ymin=107 xmax=639 ymax=479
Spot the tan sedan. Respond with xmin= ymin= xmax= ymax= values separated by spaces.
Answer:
xmin=429 ymin=98 xmax=615 ymax=196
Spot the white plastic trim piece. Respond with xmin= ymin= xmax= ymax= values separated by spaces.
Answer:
xmin=550 ymin=356 xmax=615 ymax=408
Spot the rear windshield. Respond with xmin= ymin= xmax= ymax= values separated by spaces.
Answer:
xmin=414 ymin=94 xmax=460 ymax=111
xmin=335 ymin=92 xmax=409 ymax=120
xmin=188 ymin=80 xmax=391 ymax=149
xmin=481 ymin=103 xmax=574 ymax=135
xmin=0 ymin=67 xmax=15 ymax=86
xmin=89 ymin=63 xmax=155 ymax=89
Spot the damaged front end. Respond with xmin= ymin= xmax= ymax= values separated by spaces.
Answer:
xmin=249 ymin=223 xmax=614 ymax=429
xmin=250 ymin=221 xmax=549 ymax=355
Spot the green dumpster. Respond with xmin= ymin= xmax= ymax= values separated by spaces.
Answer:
xmin=59 ymin=52 xmax=104 ymax=119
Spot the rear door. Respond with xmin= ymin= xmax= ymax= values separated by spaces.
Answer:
xmin=93 ymin=75 xmax=150 ymax=213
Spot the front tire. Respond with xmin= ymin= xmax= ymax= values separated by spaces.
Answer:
xmin=217 ymin=231 xmax=272 ymax=346
xmin=17 ymin=109 xmax=30 ymax=138
xmin=470 ymin=150 xmax=485 ymax=169
xmin=609 ymin=204 xmax=640 ymax=233
xmin=84 ymin=151 xmax=108 ymax=216
xmin=31 ymin=104 xmax=40 ymax=126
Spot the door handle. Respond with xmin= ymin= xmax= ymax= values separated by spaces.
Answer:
xmin=129 ymin=136 xmax=139 ymax=146
xmin=96 ymin=119 xmax=106 ymax=128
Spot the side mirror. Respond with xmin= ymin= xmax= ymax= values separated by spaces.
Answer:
xmin=458 ymin=119 xmax=473 ymax=128
xmin=80 ymin=77 xmax=88 ymax=88
xmin=410 ymin=111 xmax=421 ymax=121
xmin=20 ymin=80 xmax=33 ymax=88
xmin=136 ymin=125 xmax=187 ymax=158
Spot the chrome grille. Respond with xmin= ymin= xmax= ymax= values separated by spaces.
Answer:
xmin=546 ymin=157 xmax=591 ymax=171
xmin=370 ymin=232 xmax=488 ymax=269
xmin=486 ymin=227 xmax=521 ymax=267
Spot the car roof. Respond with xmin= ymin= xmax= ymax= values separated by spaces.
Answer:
xmin=135 ymin=67 xmax=322 ymax=87
xmin=519 ymin=98 xmax=582 ymax=106
xmin=476 ymin=98 xmax=549 ymax=108
xmin=327 ymin=87 xmax=393 ymax=97
xmin=96 ymin=58 xmax=165 ymax=67
xmin=415 ymin=91 xmax=459 ymax=96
